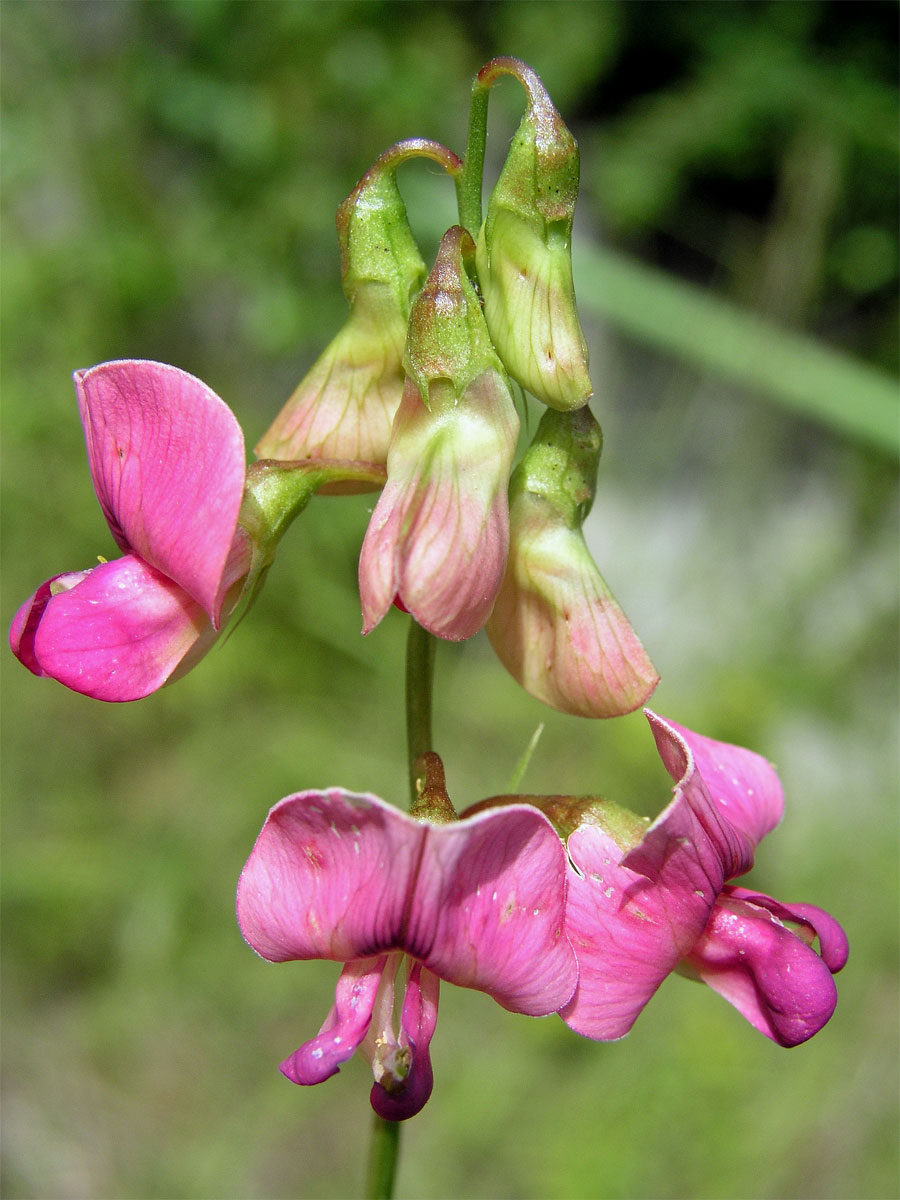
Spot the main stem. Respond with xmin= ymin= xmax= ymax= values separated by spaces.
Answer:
xmin=405 ymin=618 xmax=436 ymax=803
xmin=365 ymin=619 xmax=436 ymax=1199
xmin=366 ymin=1110 xmax=401 ymax=1200
xmin=455 ymin=79 xmax=489 ymax=238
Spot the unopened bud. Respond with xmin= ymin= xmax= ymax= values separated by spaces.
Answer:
xmin=257 ymin=140 xmax=459 ymax=491
xmin=475 ymin=58 xmax=592 ymax=411
xmin=359 ymin=227 xmax=519 ymax=640
xmin=487 ymin=407 xmax=658 ymax=717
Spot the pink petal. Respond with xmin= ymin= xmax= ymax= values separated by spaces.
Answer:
xmin=636 ymin=711 xmax=783 ymax=883
xmin=280 ymin=956 xmax=385 ymax=1085
xmin=12 ymin=555 xmax=209 ymax=702
xmin=9 ymin=578 xmax=57 ymax=675
xmin=75 ymin=360 xmax=245 ymax=622
xmin=559 ymin=819 xmax=715 ymax=1040
xmin=410 ymin=804 xmax=577 ymax=1015
xmin=560 ymin=712 xmax=785 ymax=1039
xmin=486 ymin=515 xmax=658 ymax=717
xmin=727 ymin=886 xmax=849 ymax=974
xmin=683 ymin=888 xmax=845 ymax=1046
xmin=358 ymin=373 xmax=518 ymax=641
xmin=370 ymin=962 xmax=440 ymax=1121
xmin=236 ymin=790 xmax=576 ymax=1015
xmin=236 ymin=790 xmax=428 ymax=963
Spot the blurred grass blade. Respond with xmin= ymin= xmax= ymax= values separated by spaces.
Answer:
xmin=577 ymin=243 xmax=899 ymax=457
xmin=506 ymin=723 xmax=545 ymax=792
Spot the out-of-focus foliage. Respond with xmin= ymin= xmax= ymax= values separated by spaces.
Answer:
xmin=2 ymin=3 xmax=897 ymax=1198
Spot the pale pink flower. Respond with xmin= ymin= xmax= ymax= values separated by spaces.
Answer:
xmin=358 ymin=370 xmax=519 ymax=641
xmin=486 ymin=488 xmax=659 ymax=717
xmin=486 ymin=405 xmax=657 ymax=717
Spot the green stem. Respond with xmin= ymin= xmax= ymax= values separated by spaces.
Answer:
xmin=405 ymin=618 xmax=436 ymax=805
xmin=362 ymin=619 xmax=436 ymax=1197
xmin=455 ymin=77 xmax=489 ymax=237
xmin=366 ymin=1112 xmax=401 ymax=1200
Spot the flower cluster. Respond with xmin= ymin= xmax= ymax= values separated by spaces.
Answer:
xmin=10 ymin=55 xmax=847 ymax=1138
xmin=238 ymin=713 xmax=847 ymax=1119
xmin=11 ymin=59 xmax=655 ymax=718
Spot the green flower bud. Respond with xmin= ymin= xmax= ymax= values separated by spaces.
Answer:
xmin=404 ymin=225 xmax=504 ymax=408
xmin=256 ymin=140 xmax=459 ymax=492
xmin=474 ymin=58 xmax=592 ymax=411
xmin=487 ymin=407 xmax=658 ymax=717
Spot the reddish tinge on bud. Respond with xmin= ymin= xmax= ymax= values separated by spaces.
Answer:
xmin=487 ymin=406 xmax=658 ymax=716
xmin=358 ymin=226 xmax=519 ymax=640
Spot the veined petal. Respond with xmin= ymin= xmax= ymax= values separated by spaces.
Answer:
xmin=255 ymin=293 xmax=407 ymax=483
xmin=280 ymin=956 xmax=385 ymax=1085
xmin=237 ymin=789 xmax=576 ymax=1014
xmin=409 ymin=803 xmax=577 ymax=1015
xmin=75 ymin=360 xmax=245 ymax=622
xmin=12 ymin=555 xmax=209 ymax=702
xmin=237 ymin=790 xmax=426 ymax=963
xmin=370 ymin=961 xmax=439 ymax=1121
xmin=478 ymin=212 xmax=592 ymax=411
xmin=487 ymin=512 xmax=658 ymax=717
xmin=560 ymin=711 xmax=784 ymax=1039
xmin=636 ymin=712 xmax=783 ymax=884
xmin=359 ymin=372 xmax=518 ymax=641
xmin=683 ymin=888 xmax=846 ymax=1046
xmin=559 ymin=817 xmax=715 ymax=1040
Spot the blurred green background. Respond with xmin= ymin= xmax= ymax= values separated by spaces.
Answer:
xmin=2 ymin=3 xmax=898 ymax=1197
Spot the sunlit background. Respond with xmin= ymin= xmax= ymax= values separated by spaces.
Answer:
xmin=2 ymin=3 xmax=897 ymax=1197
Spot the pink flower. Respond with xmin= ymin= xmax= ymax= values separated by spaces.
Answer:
xmin=236 ymin=765 xmax=577 ymax=1120
xmin=560 ymin=712 xmax=848 ymax=1046
xmin=10 ymin=360 xmax=248 ymax=702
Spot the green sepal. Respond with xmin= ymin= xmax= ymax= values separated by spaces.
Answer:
xmin=232 ymin=457 xmax=387 ymax=623
xmin=337 ymin=145 xmax=429 ymax=314
xmin=462 ymin=792 xmax=650 ymax=849
xmin=404 ymin=225 xmax=507 ymax=410
xmin=510 ymin=406 xmax=602 ymax=528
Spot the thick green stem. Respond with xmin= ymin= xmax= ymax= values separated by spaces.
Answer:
xmin=405 ymin=618 xmax=436 ymax=805
xmin=455 ymin=79 xmax=489 ymax=238
xmin=366 ymin=1112 xmax=401 ymax=1200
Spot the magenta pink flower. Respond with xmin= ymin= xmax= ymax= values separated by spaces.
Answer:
xmin=560 ymin=712 xmax=848 ymax=1046
xmin=10 ymin=360 xmax=248 ymax=702
xmin=236 ymin=779 xmax=577 ymax=1120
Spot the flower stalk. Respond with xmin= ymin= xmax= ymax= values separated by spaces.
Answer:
xmin=366 ymin=1111 xmax=400 ymax=1200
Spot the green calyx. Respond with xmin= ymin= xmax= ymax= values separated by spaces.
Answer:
xmin=464 ymin=792 xmax=650 ymax=849
xmin=477 ymin=58 xmax=580 ymax=243
xmin=241 ymin=458 xmax=386 ymax=567
xmin=510 ymin=406 xmax=603 ymax=528
xmin=409 ymin=751 xmax=457 ymax=824
xmin=337 ymin=139 xmax=461 ymax=316
xmin=404 ymin=225 xmax=505 ymax=408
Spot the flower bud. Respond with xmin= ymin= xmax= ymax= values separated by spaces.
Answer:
xmin=486 ymin=406 xmax=658 ymax=717
xmin=474 ymin=58 xmax=592 ymax=411
xmin=359 ymin=227 xmax=519 ymax=640
xmin=256 ymin=140 xmax=459 ymax=493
